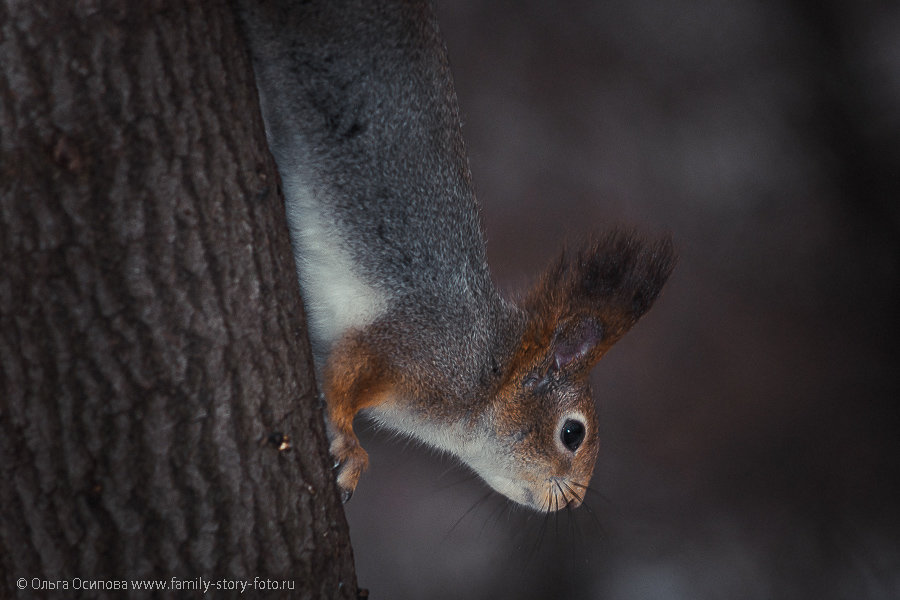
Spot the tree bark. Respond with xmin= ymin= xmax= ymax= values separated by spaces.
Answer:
xmin=0 ymin=1 xmax=358 ymax=597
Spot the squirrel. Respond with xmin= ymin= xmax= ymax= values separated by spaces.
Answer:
xmin=236 ymin=0 xmax=675 ymax=512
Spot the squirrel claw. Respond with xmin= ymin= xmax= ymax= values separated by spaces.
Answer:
xmin=330 ymin=436 xmax=368 ymax=503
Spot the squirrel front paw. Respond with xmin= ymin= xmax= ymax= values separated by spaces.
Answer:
xmin=330 ymin=435 xmax=369 ymax=503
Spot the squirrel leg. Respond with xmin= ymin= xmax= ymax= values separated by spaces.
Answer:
xmin=323 ymin=333 xmax=392 ymax=502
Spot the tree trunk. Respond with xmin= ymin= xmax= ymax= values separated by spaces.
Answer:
xmin=0 ymin=1 xmax=358 ymax=597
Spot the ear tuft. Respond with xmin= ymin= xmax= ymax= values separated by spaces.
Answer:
xmin=524 ymin=229 xmax=676 ymax=374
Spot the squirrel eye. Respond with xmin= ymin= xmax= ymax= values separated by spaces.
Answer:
xmin=560 ymin=419 xmax=586 ymax=452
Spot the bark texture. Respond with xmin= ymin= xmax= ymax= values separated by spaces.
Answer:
xmin=0 ymin=1 xmax=357 ymax=597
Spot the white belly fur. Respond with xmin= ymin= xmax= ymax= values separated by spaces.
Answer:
xmin=281 ymin=168 xmax=387 ymax=355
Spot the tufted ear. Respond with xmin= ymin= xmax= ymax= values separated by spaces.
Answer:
xmin=549 ymin=319 xmax=603 ymax=374
xmin=524 ymin=230 xmax=676 ymax=377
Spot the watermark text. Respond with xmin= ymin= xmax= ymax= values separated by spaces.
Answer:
xmin=16 ymin=576 xmax=295 ymax=593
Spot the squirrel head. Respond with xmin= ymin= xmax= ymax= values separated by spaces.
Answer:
xmin=473 ymin=231 xmax=675 ymax=512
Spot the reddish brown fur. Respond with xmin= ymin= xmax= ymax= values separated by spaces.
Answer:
xmin=325 ymin=230 xmax=674 ymax=505
xmin=323 ymin=333 xmax=397 ymax=494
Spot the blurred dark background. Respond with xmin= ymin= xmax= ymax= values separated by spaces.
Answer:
xmin=344 ymin=1 xmax=900 ymax=598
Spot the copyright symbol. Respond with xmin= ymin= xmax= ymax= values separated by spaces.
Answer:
xmin=17 ymin=578 xmax=27 ymax=590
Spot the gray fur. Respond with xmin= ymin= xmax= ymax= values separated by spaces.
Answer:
xmin=237 ymin=0 xmax=524 ymax=404
xmin=236 ymin=0 xmax=675 ymax=510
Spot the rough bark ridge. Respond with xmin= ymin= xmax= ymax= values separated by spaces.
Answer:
xmin=0 ymin=1 xmax=358 ymax=596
